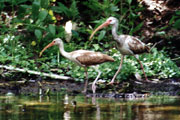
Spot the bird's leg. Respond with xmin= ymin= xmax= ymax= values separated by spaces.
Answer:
xmin=109 ymin=55 xmax=124 ymax=84
xmin=92 ymin=66 xmax=101 ymax=94
xmin=82 ymin=67 xmax=88 ymax=93
xmin=134 ymin=56 xmax=149 ymax=82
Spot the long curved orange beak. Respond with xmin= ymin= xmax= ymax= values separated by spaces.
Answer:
xmin=89 ymin=20 xmax=110 ymax=40
xmin=39 ymin=41 xmax=55 ymax=57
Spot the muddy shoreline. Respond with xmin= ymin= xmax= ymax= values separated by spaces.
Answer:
xmin=1 ymin=73 xmax=180 ymax=98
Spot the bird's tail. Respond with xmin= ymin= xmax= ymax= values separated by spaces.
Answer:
xmin=106 ymin=55 xmax=115 ymax=62
xmin=147 ymin=40 xmax=163 ymax=53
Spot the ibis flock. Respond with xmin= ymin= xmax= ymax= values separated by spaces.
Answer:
xmin=40 ymin=17 xmax=150 ymax=94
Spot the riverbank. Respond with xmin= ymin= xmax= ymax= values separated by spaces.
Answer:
xmin=1 ymin=72 xmax=180 ymax=98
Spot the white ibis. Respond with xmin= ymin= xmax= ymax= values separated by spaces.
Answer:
xmin=90 ymin=17 xmax=150 ymax=84
xmin=39 ymin=38 xmax=114 ymax=93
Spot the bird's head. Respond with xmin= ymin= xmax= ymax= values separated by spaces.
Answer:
xmin=39 ymin=38 xmax=63 ymax=57
xmin=89 ymin=17 xmax=118 ymax=40
xmin=106 ymin=17 xmax=118 ymax=25
xmin=53 ymin=38 xmax=63 ymax=45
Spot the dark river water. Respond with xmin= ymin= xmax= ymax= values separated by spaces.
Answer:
xmin=0 ymin=93 xmax=180 ymax=120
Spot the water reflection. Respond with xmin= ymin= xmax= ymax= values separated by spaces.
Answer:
xmin=63 ymin=94 xmax=70 ymax=120
xmin=0 ymin=94 xmax=179 ymax=120
xmin=64 ymin=110 xmax=71 ymax=120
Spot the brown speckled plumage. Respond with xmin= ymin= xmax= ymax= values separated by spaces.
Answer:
xmin=76 ymin=52 xmax=114 ymax=66
xmin=128 ymin=36 xmax=150 ymax=54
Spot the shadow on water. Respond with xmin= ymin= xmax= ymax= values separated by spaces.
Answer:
xmin=0 ymin=93 xmax=180 ymax=120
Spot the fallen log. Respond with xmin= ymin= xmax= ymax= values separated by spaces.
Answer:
xmin=0 ymin=65 xmax=73 ymax=80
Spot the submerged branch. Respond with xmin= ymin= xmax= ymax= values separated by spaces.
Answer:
xmin=0 ymin=65 xmax=73 ymax=80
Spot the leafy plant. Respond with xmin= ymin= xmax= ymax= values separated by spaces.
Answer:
xmin=0 ymin=0 xmax=179 ymax=83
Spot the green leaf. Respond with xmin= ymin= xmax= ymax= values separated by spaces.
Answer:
xmin=32 ymin=1 xmax=40 ymax=20
xmin=93 ymin=44 xmax=100 ymax=51
xmin=169 ymin=16 xmax=177 ymax=25
xmin=110 ymin=5 xmax=119 ymax=12
xmin=104 ymin=43 xmax=110 ymax=48
xmin=51 ymin=2 xmax=70 ymax=17
xmin=176 ymin=10 xmax=180 ymax=15
xmin=20 ymin=5 xmax=31 ymax=9
xmin=127 ymin=0 xmax=132 ymax=4
xmin=41 ymin=0 xmax=49 ymax=8
xmin=69 ymin=0 xmax=79 ymax=20
xmin=131 ymin=22 xmax=143 ymax=34
xmin=35 ymin=29 xmax=42 ymax=39
xmin=38 ymin=10 xmax=48 ymax=21
xmin=72 ymin=30 xmax=79 ymax=38
xmin=49 ymin=24 xmax=56 ymax=36
xmin=98 ymin=30 xmax=106 ymax=41
xmin=173 ymin=19 xmax=180 ymax=29
xmin=16 ymin=0 xmax=28 ymax=4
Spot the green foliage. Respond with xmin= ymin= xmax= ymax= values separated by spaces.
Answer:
xmin=38 ymin=10 xmax=48 ymax=21
xmin=142 ymin=48 xmax=180 ymax=78
xmin=51 ymin=0 xmax=79 ymax=20
xmin=51 ymin=47 xmax=180 ymax=82
xmin=169 ymin=10 xmax=180 ymax=30
xmin=102 ymin=48 xmax=180 ymax=81
xmin=173 ymin=19 xmax=180 ymax=29
xmin=35 ymin=29 xmax=42 ymax=40
xmin=0 ymin=0 xmax=179 ymax=83
xmin=48 ymin=24 xmax=56 ymax=36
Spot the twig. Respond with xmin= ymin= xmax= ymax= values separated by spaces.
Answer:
xmin=150 ymin=40 xmax=164 ymax=51
xmin=172 ymin=57 xmax=180 ymax=61
xmin=0 ymin=65 xmax=73 ymax=80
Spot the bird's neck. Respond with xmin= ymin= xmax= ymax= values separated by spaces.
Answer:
xmin=58 ymin=43 xmax=69 ymax=58
xmin=112 ymin=22 xmax=119 ymax=41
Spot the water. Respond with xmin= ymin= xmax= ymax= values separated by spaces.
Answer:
xmin=0 ymin=93 xmax=180 ymax=120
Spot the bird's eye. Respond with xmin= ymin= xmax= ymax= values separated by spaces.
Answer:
xmin=109 ymin=20 xmax=112 ymax=22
